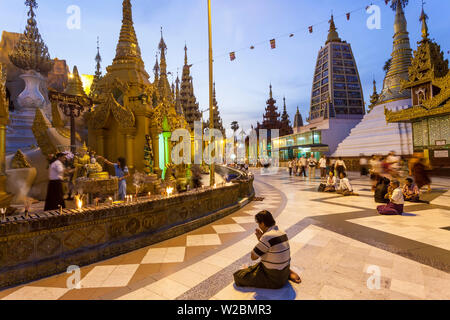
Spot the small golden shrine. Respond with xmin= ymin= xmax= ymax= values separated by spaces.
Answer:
xmin=86 ymin=0 xmax=187 ymax=177
xmin=385 ymin=7 xmax=450 ymax=166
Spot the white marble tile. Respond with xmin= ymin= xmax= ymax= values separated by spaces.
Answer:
xmin=213 ymin=224 xmax=246 ymax=234
xmin=141 ymin=247 xmax=186 ymax=264
xmin=2 ymin=286 xmax=70 ymax=300
xmin=232 ymin=216 xmax=256 ymax=224
xmin=82 ymin=264 xmax=139 ymax=288
xmin=186 ymin=234 xmax=221 ymax=247
xmin=390 ymin=279 xmax=426 ymax=299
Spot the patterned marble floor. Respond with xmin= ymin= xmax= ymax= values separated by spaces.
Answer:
xmin=1 ymin=169 xmax=449 ymax=300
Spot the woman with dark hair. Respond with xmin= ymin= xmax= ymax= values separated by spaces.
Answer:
xmin=335 ymin=157 xmax=346 ymax=177
xmin=402 ymin=178 xmax=420 ymax=202
xmin=336 ymin=172 xmax=358 ymax=196
xmin=233 ymin=210 xmax=301 ymax=289
xmin=98 ymin=156 xmax=130 ymax=200
xmin=44 ymin=153 xmax=69 ymax=211
xmin=377 ymin=180 xmax=404 ymax=215
xmin=374 ymin=176 xmax=390 ymax=203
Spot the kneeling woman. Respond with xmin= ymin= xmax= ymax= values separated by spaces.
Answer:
xmin=377 ymin=180 xmax=404 ymax=215
xmin=324 ymin=171 xmax=337 ymax=192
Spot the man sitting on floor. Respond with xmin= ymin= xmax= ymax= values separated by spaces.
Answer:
xmin=402 ymin=178 xmax=420 ymax=202
xmin=234 ymin=210 xmax=301 ymax=289
xmin=336 ymin=172 xmax=358 ymax=196
xmin=377 ymin=180 xmax=404 ymax=215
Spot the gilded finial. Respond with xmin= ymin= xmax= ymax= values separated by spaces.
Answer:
xmin=326 ymin=14 xmax=341 ymax=44
xmin=9 ymin=0 xmax=53 ymax=74
xmin=269 ymin=84 xmax=273 ymax=99
xmin=420 ymin=1 xmax=429 ymax=40
xmin=65 ymin=65 xmax=87 ymax=97
xmin=184 ymin=43 xmax=188 ymax=65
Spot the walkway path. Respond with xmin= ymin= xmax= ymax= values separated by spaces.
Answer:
xmin=1 ymin=169 xmax=449 ymax=300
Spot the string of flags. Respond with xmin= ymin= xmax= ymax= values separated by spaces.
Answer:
xmin=226 ymin=0 xmax=389 ymax=62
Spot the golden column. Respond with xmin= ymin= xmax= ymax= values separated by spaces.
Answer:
xmin=208 ymin=0 xmax=215 ymax=186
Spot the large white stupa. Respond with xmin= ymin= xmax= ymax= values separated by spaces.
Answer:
xmin=333 ymin=2 xmax=413 ymax=157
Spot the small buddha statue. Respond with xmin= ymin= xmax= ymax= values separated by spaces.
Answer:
xmin=73 ymin=142 xmax=91 ymax=181
xmin=86 ymin=156 xmax=109 ymax=180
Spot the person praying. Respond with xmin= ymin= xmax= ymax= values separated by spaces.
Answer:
xmin=234 ymin=210 xmax=301 ymax=289
xmin=98 ymin=156 xmax=130 ymax=200
xmin=44 ymin=153 xmax=71 ymax=211
xmin=377 ymin=180 xmax=404 ymax=215
xmin=336 ymin=172 xmax=358 ymax=196
xmin=402 ymin=178 xmax=420 ymax=202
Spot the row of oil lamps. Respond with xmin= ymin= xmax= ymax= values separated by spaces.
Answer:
xmin=1 ymin=183 xmax=233 ymax=221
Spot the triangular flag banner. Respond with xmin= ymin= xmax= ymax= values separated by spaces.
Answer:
xmin=270 ymin=39 xmax=276 ymax=49
xmin=346 ymin=12 xmax=350 ymax=20
xmin=289 ymin=33 xmax=294 ymax=38
xmin=229 ymin=52 xmax=236 ymax=61
xmin=308 ymin=26 xmax=313 ymax=33
xmin=250 ymin=45 xmax=255 ymax=49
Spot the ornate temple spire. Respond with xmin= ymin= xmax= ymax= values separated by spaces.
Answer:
xmin=280 ymin=97 xmax=293 ymax=136
xmin=65 ymin=66 xmax=87 ymax=98
xmin=95 ymin=37 xmax=102 ymax=79
xmin=153 ymin=54 xmax=159 ymax=83
xmin=9 ymin=0 xmax=53 ymax=75
xmin=369 ymin=79 xmax=380 ymax=111
xmin=420 ymin=6 xmax=429 ymax=41
xmin=113 ymin=0 xmax=142 ymax=64
xmin=108 ymin=0 xmax=149 ymax=84
xmin=269 ymin=84 xmax=273 ymax=100
xmin=378 ymin=0 xmax=412 ymax=103
xmin=89 ymin=37 xmax=102 ymax=99
xmin=293 ymin=106 xmax=303 ymax=128
xmin=180 ymin=44 xmax=201 ymax=130
xmin=174 ymin=73 xmax=183 ymax=114
xmin=326 ymin=15 xmax=341 ymax=44
xmin=157 ymin=27 xmax=173 ymax=102
xmin=205 ymin=82 xmax=224 ymax=134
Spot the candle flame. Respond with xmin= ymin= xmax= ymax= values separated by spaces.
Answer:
xmin=166 ymin=187 xmax=174 ymax=196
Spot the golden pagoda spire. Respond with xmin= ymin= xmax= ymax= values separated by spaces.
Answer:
xmin=153 ymin=54 xmax=159 ymax=83
xmin=378 ymin=0 xmax=412 ymax=103
xmin=420 ymin=4 xmax=429 ymax=41
xmin=65 ymin=65 xmax=87 ymax=97
xmin=369 ymin=79 xmax=380 ymax=111
xmin=113 ymin=0 xmax=143 ymax=66
xmin=326 ymin=14 xmax=341 ymax=44
xmin=157 ymin=27 xmax=172 ymax=102
xmin=184 ymin=43 xmax=188 ymax=66
xmin=269 ymin=84 xmax=273 ymax=99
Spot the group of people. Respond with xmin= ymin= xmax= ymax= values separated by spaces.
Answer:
xmin=44 ymin=149 xmax=130 ymax=212
xmin=288 ymin=154 xmax=328 ymax=180
xmin=318 ymin=171 xmax=358 ymax=196
xmin=367 ymin=151 xmax=432 ymax=192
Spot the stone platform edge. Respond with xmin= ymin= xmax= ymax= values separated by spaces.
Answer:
xmin=0 ymin=174 xmax=254 ymax=289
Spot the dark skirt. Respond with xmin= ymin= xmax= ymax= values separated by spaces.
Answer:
xmin=234 ymin=262 xmax=290 ymax=289
xmin=377 ymin=202 xmax=403 ymax=215
xmin=44 ymin=180 xmax=66 ymax=211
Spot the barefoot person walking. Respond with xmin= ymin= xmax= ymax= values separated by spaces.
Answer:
xmin=234 ymin=210 xmax=301 ymax=289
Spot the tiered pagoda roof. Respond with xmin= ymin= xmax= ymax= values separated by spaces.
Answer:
xmin=180 ymin=45 xmax=201 ymax=131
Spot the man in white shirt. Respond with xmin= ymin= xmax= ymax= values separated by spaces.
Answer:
xmin=336 ymin=172 xmax=358 ymax=196
xmin=299 ymin=156 xmax=307 ymax=178
xmin=377 ymin=180 xmax=404 ymax=215
xmin=318 ymin=155 xmax=327 ymax=180
xmin=44 ymin=153 xmax=68 ymax=211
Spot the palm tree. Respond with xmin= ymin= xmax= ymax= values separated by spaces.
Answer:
xmin=389 ymin=0 xmax=409 ymax=10
xmin=231 ymin=121 xmax=239 ymax=135
xmin=383 ymin=58 xmax=392 ymax=74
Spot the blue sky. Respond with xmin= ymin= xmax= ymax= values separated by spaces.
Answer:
xmin=0 ymin=0 xmax=449 ymax=133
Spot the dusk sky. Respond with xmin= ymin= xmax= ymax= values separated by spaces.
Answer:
xmin=0 ymin=0 xmax=449 ymax=134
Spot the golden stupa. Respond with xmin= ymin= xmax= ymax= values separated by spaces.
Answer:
xmin=86 ymin=0 xmax=187 ymax=175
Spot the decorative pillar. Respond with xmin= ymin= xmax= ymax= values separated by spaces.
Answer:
xmin=96 ymin=129 xmax=106 ymax=156
xmin=124 ymin=130 xmax=135 ymax=170
xmin=149 ymin=127 xmax=161 ymax=177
